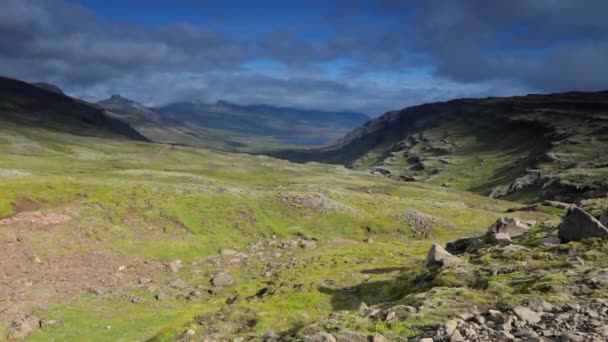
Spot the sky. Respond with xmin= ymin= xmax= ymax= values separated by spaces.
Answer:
xmin=1 ymin=0 xmax=607 ymax=116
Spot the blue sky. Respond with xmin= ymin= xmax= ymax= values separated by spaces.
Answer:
xmin=1 ymin=0 xmax=607 ymax=115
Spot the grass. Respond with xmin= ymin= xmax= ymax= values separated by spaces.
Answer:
xmin=0 ymin=125 xmax=561 ymax=341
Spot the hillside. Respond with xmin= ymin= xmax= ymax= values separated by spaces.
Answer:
xmin=0 ymin=77 xmax=146 ymax=141
xmin=98 ymin=96 xmax=368 ymax=152
xmin=278 ymin=91 xmax=608 ymax=203
xmin=155 ymin=100 xmax=368 ymax=147
xmin=2 ymin=83 xmax=608 ymax=341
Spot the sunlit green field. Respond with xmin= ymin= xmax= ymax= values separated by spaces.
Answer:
xmin=0 ymin=125 xmax=556 ymax=341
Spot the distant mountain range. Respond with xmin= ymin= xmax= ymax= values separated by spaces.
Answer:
xmin=98 ymin=96 xmax=368 ymax=151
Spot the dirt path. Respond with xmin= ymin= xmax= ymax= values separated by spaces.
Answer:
xmin=153 ymin=145 xmax=170 ymax=161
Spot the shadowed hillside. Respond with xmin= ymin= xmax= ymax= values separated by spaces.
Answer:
xmin=0 ymin=77 xmax=147 ymax=141
xmin=277 ymin=91 xmax=608 ymax=202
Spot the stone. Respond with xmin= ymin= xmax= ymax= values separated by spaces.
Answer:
xmin=372 ymin=333 xmax=387 ymax=342
xmin=210 ymin=271 xmax=235 ymax=287
xmin=299 ymin=240 xmax=318 ymax=250
xmin=130 ymin=297 xmax=144 ymax=304
xmin=168 ymin=259 xmax=183 ymax=273
xmin=567 ymin=256 xmax=585 ymax=267
xmin=6 ymin=315 xmax=40 ymax=340
xmin=513 ymin=306 xmax=542 ymax=324
xmin=445 ymin=319 xmax=458 ymax=335
xmin=487 ymin=217 xmax=535 ymax=238
xmin=425 ymin=244 xmax=461 ymax=268
xmin=543 ymin=200 xmax=574 ymax=210
xmin=304 ymin=333 xmax=336 ymax=342
xmin=446 ymin=237 xmax=482 ymax=255
xmin=138 ymin=277 xmax=152 ymax=285
xmin=186 ymin=329 xmax=196 ymax=336
xmin=418 ymin=339 xmax=434 ymax=342
xmin=558 ymin=207 xmax=608 ymax=242
xmin=219 ymin=248 xmax=238 ymax=256
xmin=155 ymin=291 xmax=166 ymax=301
xmin=450 ymin=329 xmax=465 ymax=342
xmin=560 ymin=332 xmax=585 ymax=342
xmin=489 ymin=232 xmax=512 ymax=244
xmin=358 ymin=302 xmax=370 ymax=317
xmin=538 ymin=236 xmax=561 ymax=246
xmin=169 ymin=278 xmax=187 ymax=289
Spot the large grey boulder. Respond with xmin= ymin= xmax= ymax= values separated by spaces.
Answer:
xmin=487 ymin=217 xmax=535 ymax=238
xmin=425 ymin=244 xmax=460 ymax=268
xmin=210 ymin=271 xmax=235 ymax=287
xmin=559 ymin=207 xmax=608 ymax=242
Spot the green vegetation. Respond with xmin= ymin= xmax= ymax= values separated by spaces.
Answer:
xmin=0 ymin=122 xmax=557 ymax=341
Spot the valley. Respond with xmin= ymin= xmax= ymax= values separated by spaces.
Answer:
xmin=1 ymin=78 xmax=608 ymax=341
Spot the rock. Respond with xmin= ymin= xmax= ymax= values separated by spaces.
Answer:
xmin=487 ymin=217 xmax=535 ymax=238
xmin=186 ymin=329 xmax=196 ymax=336
xmin=358 ymin=302 xmax=370 ymax=317
xmin=543 ymin=200 xmax=574 ymax=210
xmin=363 ymin=237 xmax=373 ymax=243
xmin=371 ymin=166 xmax=391 ymax=176
xmin=332 ymin=330 xmax=368 ymax=342
xmin=560 ymin=332 xmax=585 ymax=342
xmin=418 ymin=339 xmax=434 ymax=342
xmin=210 ymin=271 xmax=235 ymax=287
xmin=261 ymin=330 xmax=280 ymax=342
xmin=131 ymin=297 xmax=144 ymax=304
xmin=219 ymin=248 xmax=238 ymax=256
xmin=489 ymin=232 xmax=512 ymax=244
xmin=538 ymin=236 xmax=561 ymax=246
xmin=425 ymin=244 xmax=460 ymax=268
xmin=559 ymin=207 xmax=608 ymax=242
xmin=446 ymin=237 xmax=482 ymax=255
xmin=450 ymin=329 xmax=465 ymax=342
xmin=169 ymin=278 xmax=187 ymax=289
xmin=299 ymin=240 xmax=318 ymax=250
xmin=155 ymin=291 xmax=166 ymax=301
xmin=6 ymin=315 xmax=40 ymax=340
xmin=304 ymin=333 xmax=336 ymax=342
xmin=567 ymin=256 xmax=585 ymax=267
xmin=168 ymin=259 xmax=183 ymax=273
xmin=403 ymin=209 xmax=437 ymax=237
xmin=138 ymin=277 xmax=152 ymax=285
xmin=445 ymin=319 xmax=458 ymax=336
xmin=39 ymin=319 xmax=59 ymax=328
xmin=513 ymin=306 xmax=542 ymax=324
xmin=372 ymin=333 xmax=387 ymax=342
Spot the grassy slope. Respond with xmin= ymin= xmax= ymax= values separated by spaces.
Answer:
xmin=277 ymin=92 xmax=608 ymax=203
xmin=0 ymin=125 xmax=557 ymax=341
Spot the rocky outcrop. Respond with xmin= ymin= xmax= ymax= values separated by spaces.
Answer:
xmin=425 ymin=244 xmax=461 ymax=268
xmin=487 ymin=217 xmax=535 ymax=240
xmin=418 ymin=300 xmax=608 ymax=341
xmin=558 ymin=207 xmax=608 ymax=242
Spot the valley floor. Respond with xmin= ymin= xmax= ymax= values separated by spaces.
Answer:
xmin=0 ymin=126 xmax=589 ymax=341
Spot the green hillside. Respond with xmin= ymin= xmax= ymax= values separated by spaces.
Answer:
xmin=278 ymin=91 xmax=608 ymax=203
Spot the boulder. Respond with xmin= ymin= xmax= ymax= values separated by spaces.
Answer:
xmin=489 ymin=232 xmax=511 ymax=244
xmin=299 ymin=240 xmax=318 ymax=250
xmin=304 ymin=333 xmax=336 ymax=342
xmin=512 ymin=306 xmax=542 ymax=324
xmin=210 ymin=271 xmax=235 ymax=287
xmin=558 ymin=207 xmax=608 ymax=242
xmin=538 ymin=236 xmax=561 ymax=246
xmin=425 ymin=244 xmax=460 ymax=268
xmin=446 ymin=237 xmax=482 ymax=255
xmin=6 ymin=315 xmax=40 ymax=341
xmin=487 ymin=217 xmax=535 ymax=238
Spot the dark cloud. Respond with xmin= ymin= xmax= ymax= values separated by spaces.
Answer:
xmin=0 ymin=0 xmax=606 ymax=114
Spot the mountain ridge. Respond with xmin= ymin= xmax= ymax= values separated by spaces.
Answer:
xmin=276 ymin=90 xmax=608 ymax=203
xmin=0 ymin=76 xmax=147 ymax=141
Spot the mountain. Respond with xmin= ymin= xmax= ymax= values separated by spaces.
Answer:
xmin=0 ymin=76 xmax=146 ymax=141
xmin=277 ymin=91 xmax=608 ymax=202
xmin=33 ymin=82 xmax=64 ymax=95
xmin=97 ymin=96 xmax=369 ymax=151
xmin=154 ymin=100 xmax=369 ymax=146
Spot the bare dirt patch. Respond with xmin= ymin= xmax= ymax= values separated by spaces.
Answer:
xmin=0 ymin=211 xmax=71 ymax=227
